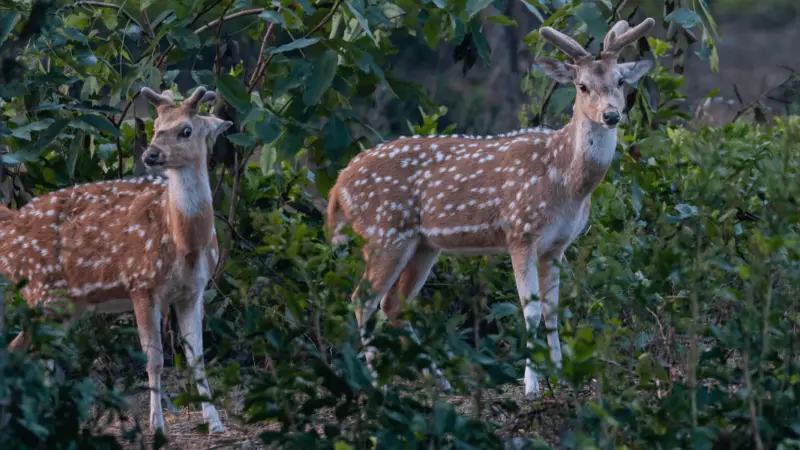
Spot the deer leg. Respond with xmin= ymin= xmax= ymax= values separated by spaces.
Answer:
xmin=509 ymin=245 xmax=542 ymax=398
xmin=174 ymin=292 xmax=225 ymax=434
xmin=380 ymin=246 xmax=450 ymax=391
xmin=131 ymin=293 xmax=166 ymax=433
xmin=539 ymin=254 xmax=563 ymax=372
xmin=351 ymin=238 xmax=420 ymax=375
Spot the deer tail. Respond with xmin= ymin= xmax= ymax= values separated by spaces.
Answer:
xmin=326 ymin=183 xmax=349 ymax=246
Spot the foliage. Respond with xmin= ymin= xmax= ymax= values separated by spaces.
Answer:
xmin=4 ymin=0 xmax=800 ymax=450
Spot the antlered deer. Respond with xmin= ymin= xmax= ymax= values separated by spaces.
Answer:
xmin=327 ymin=18 xmax=656 ymax=396
xmin=2 ymin=86 xmax=232 ymax=434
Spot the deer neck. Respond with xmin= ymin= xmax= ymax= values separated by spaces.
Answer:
xmin=165 ymin=159 xmax=214 ymax=260
xmin=564 ymin=114 xmax=618 ymax=197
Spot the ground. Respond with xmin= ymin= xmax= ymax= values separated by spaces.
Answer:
xmin=101 ymin=367 xmax=588 ymax=449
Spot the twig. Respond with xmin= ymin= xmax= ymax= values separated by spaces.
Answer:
xmin=213 ymin=2 xmax=234 ymax=81
xmin=247 ymin=24 xmax=278 ymax=93
xmin=742 ymin=351 xmax=765 ymax=450
xmin=194 ymin=8 xmax=265 ymax=34
xmin=248 ymin=9 xmax=280 ymax=88
xmin=305 ymin=0 xmax=341 ymax=37
xmin=730 ymin=70 xmax=798 ymax=124
xmin=213 ymin=145 xmax=246 ymax=283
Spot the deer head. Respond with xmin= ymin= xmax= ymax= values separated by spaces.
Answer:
xmin=535 ymin=18 xmax=655 ymax=128
xmin=140 ymin=86 xmax=232 ymax=170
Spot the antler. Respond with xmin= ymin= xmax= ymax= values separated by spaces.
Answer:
xmin=141 ymin=87 xmax=176 ymax=111
xmin=183 ymin=86 xmax=217 ymax=113
xmin=538 ymin=26 xmax=591 ymax=61
xmin=601 ymin=17 xmax=656 ymax=58
xmin=141 ymin=86 xmax=217 ymax=114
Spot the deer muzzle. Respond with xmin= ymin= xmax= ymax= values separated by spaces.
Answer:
xmin=143 ymin=147 xmax=166 ymax=168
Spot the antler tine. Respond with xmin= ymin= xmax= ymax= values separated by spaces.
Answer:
xmin=140 ymin=87 xmax=175 ymax=109
xmin=602 ymin=17 xmax=656 ymax=57
xmin=539 ymin=26 xmax=591 ymax=61
xmin=183 ymin=86 xmax=209 ymax=112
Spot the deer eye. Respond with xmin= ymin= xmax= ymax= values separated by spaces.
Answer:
xmin=578 ymin=83 xmax=589 ymax=93
xmin=618 ymin=78 xmax=625 ymax=87
xmin=179 ymin=127 xmax=192 ymax=138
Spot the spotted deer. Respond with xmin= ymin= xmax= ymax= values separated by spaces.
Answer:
xmin=326 ymin=18 xmax=656 ymax=396
xmin=2 ymin=86 xmax=232 ymax=434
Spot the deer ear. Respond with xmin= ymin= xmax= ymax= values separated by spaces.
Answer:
xmin=619 ymin=60 xmax=653 ymax=84
xmin=205 ymin=117 xmax=233 ymax=142
xmin=534 ymin=57 xmax=576 ymax=84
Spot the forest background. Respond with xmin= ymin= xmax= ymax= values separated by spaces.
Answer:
xmin=2 ymin=0 xmax=800 ymax=449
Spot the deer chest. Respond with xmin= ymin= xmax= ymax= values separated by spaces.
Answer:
xmin=536 ymin=199 xmax=591 ymax=256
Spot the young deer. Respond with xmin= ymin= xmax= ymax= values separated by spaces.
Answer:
xmin=2 ymin=86 xmax=232 ymax=433
xmin=327 ymin=18 xmax=655 ymax=396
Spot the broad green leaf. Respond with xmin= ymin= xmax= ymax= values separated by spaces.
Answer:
xmin=487 ymin=15 xmax=517 ymax=27
xmin=422 ymin=16 xmax=440 ymax=50
xmin=322 ymin=116 xmax=350 ymax=161
xmin=78 ymin=114 xmax=121 ymax=137
xmin=11 ymin=119 xmax=55 ymax=141
xmin=168 ymin=27 xmax=201 ymax=50
xmin=466 ymin=0 xmax=493 ymax=19
xmin=67 ymin=130 xmax=84 ymax=179
xmin=303 ymin=50 xmax=338 ymax=106
xmin=227 ymin=133 xmax=257 ymax=147
xmin=218 ymin=74 xmax=252 ymax=113
xmin=255 ymin=114 xmax=281 ymax=144
xmin=488 ymin=302 xmax=519 ymax=321
xmin=345 ymin=0 xmax=377 ymax=44
xmin=268 ymin=38 xmax=319 ymax=55
xmin=260 ymin=10 xmax=286 ymax=26
xmin=35 ymin=119 xmax=71 ymax=151
xmin=192 ymin=70 xmax=216 ymax=88
xmin=664 ymin=8 xmax=702 ymax=30
xmin=572 ymin=2 xmax=608 ymax=40
xmin=259 ymin=144 xmax=277 ymax=177
xmin=0 ymin=11 xmax=20 ymax=46
xmin=472 ymin=27 xmax=491 ymax=67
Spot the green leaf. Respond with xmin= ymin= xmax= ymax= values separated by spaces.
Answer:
xmin=303 ymin=50 xmax=338 ymax=106
xmin=78 ymin=115 xmax=121 ymax=137
xmin=260 ymin=144 xmax=277 ymax=177
xmin=67 ymin=130 xmax=84 ymax=179
xmin=487 ymin=15 xmax=517 ymax=27
xmin=11 ymin=119 xmax=55 ymax=141
xmin=227 ymin=133 xmax=257 ymax=147
xmin=259 ymin=10 xmax=285 ymax=26
xmin=664 ymin=8 xmax=702 ymax=30
xmin=268 ymin=38 xmax=319 ymax=55
xmin=345 ymin=0 xmax=377 ymax=44
xmin=472 ymin=27 xmax=491 ymax=67
xmin=572 ymin=2 xmax=608 ymax=40
xmin=218 ymin=74 xmax=252 ymax=113
xmin=35 ymin=119 xmax=71 ymax=151
xmin=0 ymin=12 xmax=20 ymax=46
xmin=255 ymin=113 xmax=281 ymax=144
xmin=322 ymin=116 xmax=350 ymax=161
xmin=168 ymin=27 xmax=201 ymax=50
xmin=192 ymin=70 xmax=216 ymax=88
xmin=466 ymin=0 xmax=493 ymax=19
xmin=422 ymin=16 xmax=440 ymax=50
xmin=488 ymin=302 xmax=519 ymax=321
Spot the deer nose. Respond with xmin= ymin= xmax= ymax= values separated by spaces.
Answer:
xmin=602 ymin=111 xmax=621 ymax=126
xmin=143 ymin=148 xmax=163 ymax=166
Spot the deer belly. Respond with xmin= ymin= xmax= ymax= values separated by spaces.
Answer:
xmin=421 ymin=224 xmax=506 ymax=253
xmin=88 ymin=298 xmax=134 ymax=313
